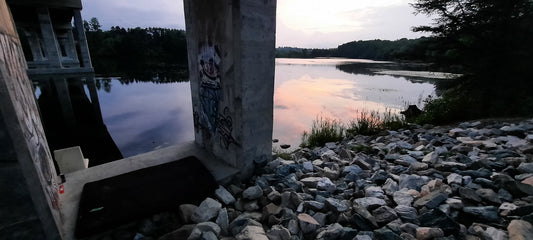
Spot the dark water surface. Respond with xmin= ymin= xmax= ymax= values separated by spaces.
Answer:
xmin=35 ymin=59 xmax=439 ymax=165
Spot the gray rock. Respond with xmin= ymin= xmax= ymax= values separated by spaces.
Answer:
xmin=449 ymin=128 xmax=467 ymax=137
xmin=446 ymin=198 xmax=463 ymax=209
xmin=229 ymin=215 xmax=263 ymax=236
xmin=372 ymin=206 xmax=398 ymax=225
xmin=499 ymin=202 xmax=518 ymax=216
xmin=317 ymin=177 xmax=337 ymax=192
xmin=298 ymin=213 xmax=320 ymax=234
xmin=365 ymin=186 xmax=385 ymax=199
xmin=235 ymin=226 xmax=268 ymax=240
xmin=288 ymin=219 xmax=299 ymax=235
xmin=267 ymin=190 xmax=281 ymax=202
xmin=476 ymin=188 xmax=502 ymax=204
xmin=179 ymin=204 xmax=198 ymax=223
xmin=353 ymin=156 xmax=373 ymax=170
xmin=463 ymin=206 xmax=499 ymax=222
xmin=321 ymin=167 xmax=340 ymax=180
xmin=399 ymin=174 xmax=427 ymax=191
xmin=518 ymin=163 xmax=533 ymax=174
xmin=353 ymin=197 xmax=386 ymax=210
xmin=216 ymin=208 xmax=229 ymax=236
xmin=352 ymin=202 xmax=379 ymax=228
xmin=447 ymin=173 xmax=463 ymax=185
xmin=418 ymin=209 xmax=460 ymax=235
xmin=416 ymin=227 xmax=444 ymax=240
xmin=192 ymin=198 xmax=222 ymax=223
xmin=498 ymin=188 xmax=514 ymax=202
xmin=280 ymin=191 xmax=303 ymax=211
xmin=410 ymin=162 xmax=429 ymax=171
xmin=266 ymin=225 xmax=291 ymax=240
xmin=242 ymin=185 xmax=263 ymax=200
xmin=393 ymin=189 xmax=414 ymax=206
xmin=413 ymin=191 xmax=448 ymax=209
xmin=304 ymin=200 xmax=325 ymax=212
xmin=382 ymin=178 xmax=399 ymax=196
xmin=485 ymin=227 xmax=508 ymax=240
xmin=215 ymin=186 xmax=236 ymax=205
xmin=325 ymin=198 xmax=349 ymax=212
xmin=387 ymin=141 xmax=413 ymax=150
xmin=343 ymin=165 xmax=363 ymax=175
xmin=374 ymin=227 xmax=402 ymax=240
xmin=508 ymin=220 xmax=533 ymax=240
xmin=244 ymin=200 xmax=260 ymax=212
xmin=316 ymin=223 xmax=343 ymax=240
xmin=192 ymin=222 xmax=221 ymax=237
xmin=422 ymin=151 xmax=439 ymax=164
xmin=264 ymin=203 xmax=282 ymax=216
xmin=394 ymin=205 xmax=418 ymax=223
xmin=354 ymin=234 xmax=373 ymax=240
xmin=400 ymin=223 xmax=419 ymax=236
xmin=300 ymin=177 xmax=322 ymax=188
xmin=458 ymin=187 xmax=482 ymax=202
xmin=313 ymin=212 xmax=328 ymax=226
xmin=302 ymin=161 xmax=314 ymax=172
xmin=408 ymin=151 xmax=425 ymax=159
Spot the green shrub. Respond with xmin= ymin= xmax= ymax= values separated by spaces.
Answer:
xmin=301 ymin=116 xmax=345 ymax=148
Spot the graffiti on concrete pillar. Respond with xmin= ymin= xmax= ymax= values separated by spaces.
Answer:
xmin=193 ymin=43 xmax=238 ymax=149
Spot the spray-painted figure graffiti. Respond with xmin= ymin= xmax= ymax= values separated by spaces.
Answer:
xmin=197 ymin=44 xmax=221 ymax=133
xmin=194 ymin=44 xmax=238 ymax=149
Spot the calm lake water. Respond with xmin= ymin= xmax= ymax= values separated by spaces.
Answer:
xmin=35 ymin=58 xmax=438 ymax=164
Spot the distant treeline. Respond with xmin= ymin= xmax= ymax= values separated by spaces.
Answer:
xmin=276 ymin=37 xmax=437 ymax=61
xmin=84 ymin=18 xmax=188 ymax=75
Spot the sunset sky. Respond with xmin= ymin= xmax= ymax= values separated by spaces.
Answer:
xmin=81 ymin=0 xmax=433 ymax=48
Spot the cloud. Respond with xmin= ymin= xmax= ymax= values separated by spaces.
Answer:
xmin=81 ymin=0 xmax=432 ymax=48
xmin=81 ymin=0 xmax=185 ymax=29
xmin=276 ymin=3 xmax=432 ymax=48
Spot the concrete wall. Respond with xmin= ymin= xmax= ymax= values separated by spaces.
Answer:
xmin=0 ymin=0 xmax=62 ymax=238
xmin=184 ymin=0 xmax=276 ymax=178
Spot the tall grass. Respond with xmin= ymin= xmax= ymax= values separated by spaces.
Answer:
xmin=301 ymin=110 xmax=407 ymax=148
xmin=300 ymin=116 xmax=345 ymax=148
xmin=347 ymin=109 xmax=407 ymax=135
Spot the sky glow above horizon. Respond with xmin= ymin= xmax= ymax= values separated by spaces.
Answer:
xmin=81 ymin=0 xmax=433 ymax=48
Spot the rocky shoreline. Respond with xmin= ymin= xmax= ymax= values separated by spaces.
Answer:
xmin=99 ymin=119 xmax=533 ymax=240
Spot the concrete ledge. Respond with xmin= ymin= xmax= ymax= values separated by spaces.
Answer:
xmin=59 ymin=141 xmax=239 ymax=239
xmin=27 ymin=67 xmax=94 ymax=76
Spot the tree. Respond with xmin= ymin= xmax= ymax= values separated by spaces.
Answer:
xmin=89 ymin=17 xmax=102 ymax=32
xmin=83 ymin=20 xmax=90 ymax=32
xmin=411 ymin=0 xmax=533 ymax=118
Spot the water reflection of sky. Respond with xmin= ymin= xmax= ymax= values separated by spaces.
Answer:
xmin=97 ymin=79 xmax=194 ymax=158
xmin=95 ymin=58 xmax=436 ymax=157
xmin=273 ymin=58 xmax=436 ymax=149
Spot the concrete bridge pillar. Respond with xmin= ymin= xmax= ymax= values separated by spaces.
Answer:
xmin=0 ymin=0 xmax=62 ymax=238
xmin=36 ymin=7 xmax=63 ymax=68
xmin=183 ymin=0 xmax=276 ymax=178
xmin=73 ymin=9 xmax=92 ymax=69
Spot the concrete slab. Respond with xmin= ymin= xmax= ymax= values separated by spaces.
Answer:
xmin=58 ymin=141 xmax=239 ymax=239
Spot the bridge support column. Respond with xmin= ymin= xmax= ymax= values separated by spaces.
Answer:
xmin=36 ymin=7 xmax=62 ymax=68
xmin=73 ymin=9 xmax=92 ymax=69
xmin=0 ymin=0 xmax=62 ymax=239
xmin=184 ymin=0 xmax=276 ymax=178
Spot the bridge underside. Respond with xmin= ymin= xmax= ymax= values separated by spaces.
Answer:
xmin=7 ymin=0 xmax=93 ymax=75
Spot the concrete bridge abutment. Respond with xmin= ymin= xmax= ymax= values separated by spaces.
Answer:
xmin=184 ymin=0 xmax=277 ymax=179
